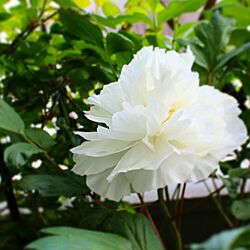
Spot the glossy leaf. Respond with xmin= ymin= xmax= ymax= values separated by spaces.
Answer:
xmin=59 ymin=9 xmax=104 ymax=47
xmin=18 ymin=172 xmax=88 ymax=197
xmin=106 ymin=32 xmax=135 ymax=55
xmin=0 ymin=99 xmax=25 ymax=135
xmin=25 ymin=128 xmax=56 ymax=150
xmin=4 ymin=142 xmax=44 ymax=168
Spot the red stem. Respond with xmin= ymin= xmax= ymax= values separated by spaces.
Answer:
xmin=137 ymin=194 xmax=167 ymax=250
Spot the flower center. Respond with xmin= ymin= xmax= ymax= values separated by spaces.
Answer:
xmin=161 ymin=107 xmax=176 ymax=125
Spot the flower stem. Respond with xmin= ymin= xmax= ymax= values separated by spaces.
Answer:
xmin=137 ymin=194 xmax=167 ymax=250
xmin=177 ymin=183 xmax=186 ymax=230
xmin=157 ymin=188 xmax=183 ymax=250
xmin=204 ymin=181 xmax=234 ymax=228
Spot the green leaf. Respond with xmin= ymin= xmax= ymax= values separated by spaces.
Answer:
xmin=106 ymin=13 xmax=153 ymax=27
xmin=158 ymin=0 xmax=206 ymax=24
xmin=190 ymin=224 xmax=250 ymax=250
xmin=4 ymin=142 xmax=44 ymax=168
xmin=191 ymin=13 xmax=234 ymax=71
xmin=106 ymin=212 xmax=163 ymax=250
xmin=18 ymin=172 xmax=88 ymax=197
xmin=25 ymin=226 xmax=132 ymax=250
xmin=54 ymin=0 xmax=77 ymax=8
xmin=106 ymin=32 xmax=135 ymax=55
xmin=0 ymin=12 xmax=12 ymax=21
xmin=220 ymin=2 xmax=250 ymax=28
xmin=214 ymin=42 xmax=250 ymax=72
xmin=59 ymin=9 xmax=104 ymax=47
xmin=0 ymin=99 xmax=25 ymax=135
xmin=25 ymin=128 xmax=56 ymax=150
xmin=222 ymin=177 xmax=240 ymax=199
xmin=149 ymin=0 xmax=159 ymax=11
xmin=229 ymin=168 xmax=250 ymax=178
xmin=102 ymin=2 xmax=120 ymax=16
xmin=232 ymin=198 xmax=250 ymax=220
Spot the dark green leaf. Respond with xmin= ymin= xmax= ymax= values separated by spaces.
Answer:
xmin=59 ymin=9 xmax=104 ymax=47
xmin=18 ymin=172 xmax=88 ymax=197
xmin=106 ymin=212 xmax=163 ymax=250
xmin=214 ymin=42 xmax=250 ymax=72
xmin=0 ymin=99 xmax=25 ymax=135
xmin=191 ymin=13 xmax=234 ymax=71
xmin=106 ymin=32 xmax=135 ymax=55
xmin=25 ymin=226 xmax=132 ymax=250
xmin=222 ymin=177 xmax=240 ymax=199
xmin=4 ymin=142 xmax=44 ymax=168
xmin=229 ymin=168 xmax=250 ymax=178
xmin=25 ymin=128 xmax=56 ymax=150
xmin=0 ymin=12 xmax=12 ymax=21
xmin=232 ymin=198 xmax=250 ymax=220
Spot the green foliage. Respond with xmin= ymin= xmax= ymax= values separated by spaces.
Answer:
xmin=18 ymin=172 xmax=88 ymax=197
xmin=191 ymin=13 xmax=234 ymax=72
xmin=25 ymin=227 xmax=133 ymax=250
xmin=232 ymin=199 xmax=250 ymax=220
xmin=25 ymin=128 xmax=56 ymax=150
xmin=190 ymin=224 xmax=250 ymax=250
xmin=59 ymin=9 xmax=104 ymax=47
xmin=4 ymin=142 xmax=44 ymax=168
xmin=158 ymin=0 xmax=206 ymax=24
xmin=0 ymin=0 xmax=249 ymax=249
xmin=0 ymin=99 xmax=25 ymax=135
xmin=105 ymin=212 xmax=164 ymax=250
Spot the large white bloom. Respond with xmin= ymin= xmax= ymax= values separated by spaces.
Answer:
xmin=71 ymin=47 xmax=247 ymax=201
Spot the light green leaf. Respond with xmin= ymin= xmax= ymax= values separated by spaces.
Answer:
xmin=149 ymin=0 xmax=159 ymax=11
xmin=18 ymin=172 xmax=88 ymax=197
xmin=107 ymin=13 xmax=153 ymax=27
xmin=25 ymin=226 xmax=132 ymax=250
xmin=74 ymin=0 xmax=91 ymax=8
xmin=220 ymin=2 xmax=250 ymax=28
xmin=0 ymin=98 xmax=25 ymax=135
xmin=4 ymin=142 xmax=44 ymax=168
xmin=232 ymin=199 xmax=250 ymax=220
xmin=25 ymin=128 xmax=56 ymax=150
xmin=190 ymin=224 xmax=250 ymax=250
xmin=158 ymin=0 xmax=206 ymax=24
xmin=59 ymin=9 xmax=104 ymax=47
xmin=102 ymin=2 xmax=120 ymax=16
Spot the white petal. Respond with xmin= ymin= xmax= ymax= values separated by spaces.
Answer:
xmin=72 ymin=152 xmax=124 ymax=175
xmin=87 ymin=169 xmax=131 ymax=201
xmin=107 ymin=143 xmax=153 ymax=182
xmin=74 ymin=131 xmax=101 ymax=141
xmin=70 ymin=140 xmax=136 ymax=157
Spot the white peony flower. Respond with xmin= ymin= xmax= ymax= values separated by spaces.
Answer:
xmin=71 ymin=47 xmax=247 ymax=201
